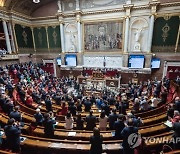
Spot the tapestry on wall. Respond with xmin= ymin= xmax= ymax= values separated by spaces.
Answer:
xmin=33 ymin=27 xmax=48 ymax=53
xmin=84 ymin=21 xmax=123 ymax=52
xmin=15 ymin=24 xmax=34 ymax=54
xmin=152 ymin=16 xmax=180 ymax=52
xmin=48 ymin=25 xmax=61 ymax=53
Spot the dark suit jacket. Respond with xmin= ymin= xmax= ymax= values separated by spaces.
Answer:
xmin=4 ymin=125 xmax=21 ymax=149
xmin=121 ymin=126 xmax=138 ymax=149
xmin=114 ymin=120 xmax=125 ymax=139
xmin=90 ymin=135 xmax=103 ymax=154
xmin=43 ymin=119 xmax=56 ymax=137
xmin=45 ymin=99 xmax=52 ymax=112
xmin=86 ymin=115 xmax=96 ymax=130
xmin=34 ymin=113 xmax=44 ymax=125
xmin=109 ymin=113 xmax=118 ymax=130
xmin=9 ymin=111 xmax=22 ymax=122
xmin=173 ymin=122 xmax=180 ymax=138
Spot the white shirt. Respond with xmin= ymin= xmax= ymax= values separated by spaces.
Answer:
xmin=99 ymin=116 xmax=108 ymax=128
xmin=151 ymin=97 xmax=159 ymax=108
xmin=65 ymin=117 xmax=74 ymax=129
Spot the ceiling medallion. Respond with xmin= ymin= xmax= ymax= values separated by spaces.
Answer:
xmin=33 ymin=0 xmax=40 ymax=4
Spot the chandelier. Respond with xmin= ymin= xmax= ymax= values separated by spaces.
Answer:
xmin=33 ymin=0 xmax=40 ymax=3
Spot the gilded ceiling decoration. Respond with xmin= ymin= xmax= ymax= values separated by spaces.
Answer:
xmin=1 ymin=0 xmax=180 ymax=16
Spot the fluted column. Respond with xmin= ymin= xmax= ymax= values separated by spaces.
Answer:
xmin=45 ymin=26 xmax=50 ymax=52
xmin=12 ymin=23 xmax=18 ymax=53
xmin=147 ymin=15 xmax=155 ymax=52
xmin=77 ymin=21 xmax=82 ymax=52
xmin=8 ymin=22 xmax=16 ymax=53
xmin=2 ymin=20 xmax=12 ymax=54
xmin=31 ymin=27 xmax=36 ymax=52
xmin=60 ymin=22 xmax=65 ymax=52
xmin=124 ymin=17 xmax=130 ymax=52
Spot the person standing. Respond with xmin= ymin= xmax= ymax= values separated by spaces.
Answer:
xmin=121 ymin=119 xmax=139 ymax=154
xmin=99 ymin=111 xmax=108 ymax=131
xmin=90 ymin=128 xmax=103 ymax=154
xmin=43 ymin=113 xmax=56 ymax=138
xmin=4 ymin=118 xmax=21 ymax=153
xmin=65 ymin=112 xmax=74 ymax=130
xmin=86 ymin=110 xmax=96 ymax=131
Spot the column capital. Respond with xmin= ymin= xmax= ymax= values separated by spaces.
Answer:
xmin=149 ymin=0 xmax=160 ymax=15
xmin=123 ymin=4 xmax=134 ymax=17
xmin=76 ymin=13 xmax=82 ymax=23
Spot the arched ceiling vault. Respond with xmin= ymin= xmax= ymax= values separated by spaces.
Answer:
xmin=1 ymin=0 xmax=180 ymax=17
xmin=3 ymin=0 xmax=57 ymax=16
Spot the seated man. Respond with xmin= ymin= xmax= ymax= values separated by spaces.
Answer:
xmin=4 ymin=118 xmax=21 ymax=153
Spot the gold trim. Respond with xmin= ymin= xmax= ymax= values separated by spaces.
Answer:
xmin=31 ymin=27 xmax=36 ymax=52
xmin=12 ymin=22 xmax=18 ymax=53
xmin=45 ymin=26 xmax=50 ymax=52
xmin=175 ymin=24 xmax=180 ymax=53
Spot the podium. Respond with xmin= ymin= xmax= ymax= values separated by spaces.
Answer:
xmin=77 ymin=71 xmax=121 ymax=92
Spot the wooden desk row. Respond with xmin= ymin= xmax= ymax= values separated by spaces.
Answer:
xmin=33 ymin=122 xmax=168 ymax=141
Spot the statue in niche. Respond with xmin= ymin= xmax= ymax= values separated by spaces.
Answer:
xmin=57 ymin=0 xmax=62 ymax=12
xmin=68 ymin=31 xmax=77 ymax=52
xmin=133 ymin=27 xmax=147 ymax=52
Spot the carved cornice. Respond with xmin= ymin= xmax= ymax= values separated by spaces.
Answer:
xmin=159 ymin=1 xmax=180 ymax=8
xmin=0 ymin=1 xmax=180 ymax=24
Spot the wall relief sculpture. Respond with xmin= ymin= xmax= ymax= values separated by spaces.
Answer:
xmin=65 ymin=23 xmax=78 ymax=52
xmin=80 ymin=0 xmax=125 ymax=9
xmin=129 ymin=17 xmax=149 ymax=52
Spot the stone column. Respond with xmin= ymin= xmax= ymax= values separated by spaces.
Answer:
xmin=77 ymin=21 xmax=82 ymax=52
xmin=8 ymin=22 xmax=16 ymax=53
xmin=45 ymin=26 xmax=50 ymax=52
xmin=60 ymin=22 xmax=65 ymax=52
xmin=2 ymin=20 xmax=12 ymax=54
xmin=124 ymin=17 xmax=130 ymax=52
xmin=147 ymin=15 xmax=155 ymax=52
xmin=12 ymin=23 xmax=18 ymax=53
xmin=31 ymin=27 xmax=36 ymax=52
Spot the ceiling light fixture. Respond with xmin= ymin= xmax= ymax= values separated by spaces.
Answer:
xmin=33 ymin=0 xmax=40 ymax=4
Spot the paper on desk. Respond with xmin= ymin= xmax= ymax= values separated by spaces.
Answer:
xmin=68 ymin=132 xmax=76 ymax=136
xmin=111 ymin=131 xmax=115 ymax=137
xmin=164 ymin=120 xmax=172 ymax=128
xmin=20 ymin=137 xmax=27 ymax=142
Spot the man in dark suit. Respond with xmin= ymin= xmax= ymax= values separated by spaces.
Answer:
xmin=84 ymin=98 xmax=92 ymax=112
xmin=45 ymin=95 xmax=53 ymax=112
xmin=121 ymin=119 xmax=139 ymax=154
xmin=86 ymin=110 xmax=96 ymax=130
xmin=173 ymin=122 xmax=180 ymax=149
xmin=43 ymin=113 xmax=56 ymax=138
xmin=4 ymin=118 xmax=21 ymax=153
xmin=34 ymin=108 xmax=44 ymax=126
xmin=109 ymin=109 xmax=118 ymax=130
xmin=114 ymin=114 xmax=125 ymax=139
xmin=175 ymin=97 xmax=180 ymax=112
xmin=9 ymin=106 xmax=22 ymax=122
xmin=68 ymin=103 xmax=77 ymax=116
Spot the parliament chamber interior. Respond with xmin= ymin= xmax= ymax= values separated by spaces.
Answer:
xmin=0 ymin=0 xmax=180 ymax=154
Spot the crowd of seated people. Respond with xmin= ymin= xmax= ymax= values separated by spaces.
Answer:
xmin=0 ymin=62 xmax=179 ymax=153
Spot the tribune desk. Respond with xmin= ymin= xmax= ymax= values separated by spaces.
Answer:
xmin=77 ymin=72 xmax=121 ymax=91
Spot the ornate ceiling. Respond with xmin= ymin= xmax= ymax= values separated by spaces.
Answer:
xmin=1 ymin=0 xmax=180 ymax=16
xmin=3 ymin=0 xmax=56 ymax=16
